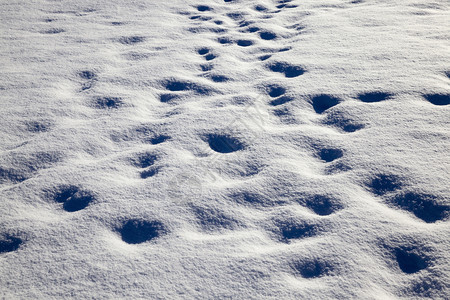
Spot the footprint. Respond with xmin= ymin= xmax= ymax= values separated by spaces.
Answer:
xmin=52 ymin=185 xmax=95 ymax=212
xmin=197 ymin=48 xmax=210 ymax=55
xmin=218 ymin=37 xmax=232 ymax=44
xmin=423 ymin=93 xmax=450 ymax=106
xmin=259 ymin=54 xmax=272 ymax=61
xmin=42 ymin=28 xmax=65 ymax=34
xmin=259 ymin=31 xmax=277 ymax=40
xmin=159 ymin=93 xmax=179 ymax=103
xmin=118 ymin=219 xmax=166 ymax=244
xmin=270 ymin=96 xmax=294 ymax=106
xmin=200 ymin=64 xmax=213 ymax=72
xmin=196 ymin=5 xmax=212 ymax=12
xmin=358 ymin=91 xmax=392 ymax=103
xmin=266 ymin=62 xmax=305 ymax=78
xmin=304 ymin=195 xmax=342 ymax=216
xmin=275 ymin=221 xmax=319 ymax=243
xmin=118 ymin=36 xmax=145 ymax=45
xmin=368 ymin=174 xmax=403 ymax=196
xmin=265 ymin=84 xmax=286 ymax=98
xmin=236 ymin=39 xmax=254 ymax=47
xmin=192 ymin=206 xmax=240 ymax=232
xmin=0 ymin=235 xmax=23 ymax=254
xmin=388 ymin=192 xmax=449 ymax=223
xmin=318 ymin=148 xmax=343 ymax=163
xmin=247 ymin=27 xmax=260 ymax=33
xmin=311 ymin=95 xmax=341 ymax=114
xmin=206 ymin=134 xmax=244 ymax=153
xmin=226 ymin=12 xmax=245 ymax=21
xmin=79 ymin=70 xmax=96 ymax=80
xmin=25 ymin=120 xmax=51 ymax=133
xmin=133 ymin=153 xmax=157 ymax=168
xmin=230 ymin=191 xmax=278 ymax=207
xmin=322 ymin=112 xmax=365 ymax=133
xmin=163 ymin=79 xmax=212 ymax=95
xmin=208 ymin=74 xmax=230 ymax=83
xmin=292 ymin=259 xmax=333 ymax=279
xmin=254 ymin=5 xmax=268 ymax=12
xmin=94 ymin=97 xmax=123 ymax=109
xmin=140 ymin=168 xmax=159 ymax=179
xmin=394 ymin=247 xmax=428 ymax=274
xmin=150 ymin=135 xmax=170 ymax=145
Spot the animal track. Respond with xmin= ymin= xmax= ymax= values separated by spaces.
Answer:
xmin=368 ymin=174 xmax=403 ymax=196
xmin=159 ymin=93 xmax=179 ymax=103
xmin=231 ymin=191 xmax=281 ymax=207
xmin=208 ymin=74 xmax=230 ymax=82
xmin=304 ymin=195 xmax=342 ymax=216
xmin=94 ymin=97 xmax=123 ymax=109
xmin=0 ymin=235 xmax=23 ymax=253
xmin=52 ymin=185 xmax=95 ymax=212
xmin=118 ymin=36 xmax=145 ymax=45
xmin=311 ymin=95 xmax=341 ymax=114
xmin=150 ymin=135 xmax=170 ymax=145
xmin=292 ymin=259 xmax=333 ymax=278
xmin=266 ymin=62 xmax=305 ymax=78
xmin=206 ymin=134 xmax=244 ymax=153
xmin=237 ymin=39 xmax=254 ymax=47
xmin=423 ymin=93 xmax=450 ymax=106
xmin=388 ymin=192 xmax=449 ymax=223
xmin=259 ymin=31 xmax=277 ymax=40
xmin=118 ymin=219 xmax=166 ymax=244
xmin=358 ymin=91 xmax=392 ymax=103
xmin=255 ymin=5 xmax=268 ymax=12
xmin=318 ymin=148 xmax=343 ymax=163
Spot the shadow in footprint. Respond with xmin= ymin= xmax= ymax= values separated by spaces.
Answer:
xmin=395 ymin=247 xmax=428 ymax=274
xmin=197 ymin=5 xmax=212 ymax=12
xmin=193 ymin=206 xmax=240 ymax=232
xmin=292 ymin=259 xmax=333 ymax=278
xmin=133 ymin=153 xmax=157 ymax=168
xmin=79 ymin=70 xmax=96 ymax=80
xmin=237 ymin=39 xmax=254 ymax=47
xmin=118 ymin=36 xmax=145 ymax=45
xmin=119 ymin=219 xmax=166 ymax=244
xmin=140 ymin=167 xmax=159 ymax=179
xmin=267 ymin=62 xmax=305 ymax=78
xmin=305 ymin=195 xmax=342 ymax=216
xmin=423 ymin=94 xmax=450 ymax=106
xmin=206 ymin=134 xmax=244 ymax=153
xmin=270 ymin=96 xmax=294 ymax=106
xmin=0 ymin=235 xmax=23 ymax=253
xmin=311 ymin=95 xmax=341 ymax=114
xmin=150 ymin=135 xmax=170 ymax=145
xmin=94 ymin=97 xmax=123 ymax=109
xmin=197 ymin=48 xmax=210 ymax=55
xmin=163 ymin=79 xmax=212 ymax=95
xmin=53 ymin=185 xmax=95 ymax=212
xmin=276 ymin=221 xmax=319 ymax=243
xmin=266 ymin=85 xmax=286 ymax=98
xmin=43 ymin=28 xmax=65 ymax=34
xmin=260 ymin=31 xmax=277 ymax=40
xmin=323 ymin=112 xmax=365 ymax=133
xmin=368 ymin=174 xmax=403 ymax=196
xmin=358 ymin=91 xmax=392 ymax=103
xmin=318 ymin=148 xmax=343 ymax=163
xmin=25 ymin=121 xmax=51 ymax=133
xmin=388 ymin=192 xmax=449 ymax=223
xmin=218 ymin=37 xmax=232 ymax=44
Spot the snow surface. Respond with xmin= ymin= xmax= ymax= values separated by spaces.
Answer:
xmin=1 ymin=0 xmax=449 ymax=298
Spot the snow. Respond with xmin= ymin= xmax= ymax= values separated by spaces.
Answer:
xmin=1 ymin=0 xmax=449 ymax=298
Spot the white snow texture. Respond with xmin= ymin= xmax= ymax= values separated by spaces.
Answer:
xmin=1 ymin=0 xmax=449 ymax=299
